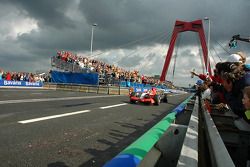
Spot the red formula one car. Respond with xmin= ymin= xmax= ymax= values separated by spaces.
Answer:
xmin=129 ymin=87 xmax=168 ymax=105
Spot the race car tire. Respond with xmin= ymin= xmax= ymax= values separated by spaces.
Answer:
xmin=154 ymin=95 xmax=161 ymax=105
xmin=130 ymin=92 xmax=136 ymax=97
xmin=162 ymin=94 xmax=168 ymax=103
xmin=130 ymin=99 xmax=136 ymax=104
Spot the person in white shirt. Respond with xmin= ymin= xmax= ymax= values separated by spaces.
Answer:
xmin=201 ymin=81 xmax=211 ymax=101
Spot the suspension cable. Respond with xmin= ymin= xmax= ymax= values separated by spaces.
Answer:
xmin=124 ymin=32 xmax=167 ymax=58
xmin=210 ymin=44 xmax=222 ymax=65
xmin=213 ymin=39 xmax=231 ymax=55
xmin=140 ymin=32 xmax=169 ymax=58
xmin=89 ymin=31 xmax=168 ymax=58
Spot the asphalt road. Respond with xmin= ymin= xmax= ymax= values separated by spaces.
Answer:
xmin=0 ymin=88 xmax=191 ymax=167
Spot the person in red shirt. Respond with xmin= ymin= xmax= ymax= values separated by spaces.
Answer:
xmin=149 ymin=87 xmax=157 ymax=96
xmin=6 ymin=72 xmax=11 ymax=80
xmin=190 ymin=70 xmax=223 ymax=84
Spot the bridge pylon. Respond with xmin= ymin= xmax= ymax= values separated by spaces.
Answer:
xmin=160 ymin=20 xmax=212 ymax=82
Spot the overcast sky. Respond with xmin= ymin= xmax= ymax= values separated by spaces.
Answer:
xmin=0 ymin=0 xmax=249 ymax=87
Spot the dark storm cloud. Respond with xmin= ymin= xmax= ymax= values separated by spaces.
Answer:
xmin=3 ymin=0 xmax=75 ymax=29
xmin=76 ymin=0 xmax=250 ymax=52
xmin=4 ymin=0 xmax=250 ymax=51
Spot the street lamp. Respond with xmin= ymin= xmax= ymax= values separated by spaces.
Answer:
xmin=90 ymin=23 xmax=98 ymax=56
xmin=204 ymin=17 xmax=210 ymax=74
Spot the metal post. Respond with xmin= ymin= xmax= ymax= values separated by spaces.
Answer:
xmin=204 ymin=17 xmax=210 ymax=74
xmin=90 ymin=23 xmax=97 ymax=56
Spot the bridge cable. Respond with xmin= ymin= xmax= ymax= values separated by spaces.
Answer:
xmin=89 ymin=31 xmax=167 ymax=58
xmin=209 ymin=43 xmax=222 ymax=69
xmin=210 ymin=44 xmax=222 ymax=62
xmin=125 ymin=33 xmax=167 ymax=58
xmin=213 ymin=39 xmax=231 ymax=55
xmin=141 ymin=32 xmax=170 ymax=58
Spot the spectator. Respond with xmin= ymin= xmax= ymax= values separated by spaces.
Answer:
xmin=242 ymin=86 xmax=250 ymax=121
xmin=0 ymin=69 xmax=3 ymax=80
xmin=6 ymin=72 xmax=11 ymax=80
xmin=226 ymin=52 xmax=246 ymax=64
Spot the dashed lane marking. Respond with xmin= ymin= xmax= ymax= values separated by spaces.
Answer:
xmin=99 ymin=103 xmax=128 ymax=109
xmin=18 ymin=110 xmax=91 ymax=124
xmin=0 ymin=95 xmax=123 ymax=105
xmin=18 ymin=102 xmax=128 ymax=124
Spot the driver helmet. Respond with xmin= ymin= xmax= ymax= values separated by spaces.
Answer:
xmin=152 ymin=87 xmax=156 ymax=91
xmin=196 ymin=80 xmax=203 ymax=86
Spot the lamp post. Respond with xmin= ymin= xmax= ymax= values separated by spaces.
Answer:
xmin=90 ymin=23 xmax=98 ymax=56
xmin=204 ymin=17 xmax=210 ymax=74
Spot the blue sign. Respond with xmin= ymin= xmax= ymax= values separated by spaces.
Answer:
xmin=0 ymin=80 xmax=43 ymax=87
xmin=51 ymin=70 xmax=99 ymax=85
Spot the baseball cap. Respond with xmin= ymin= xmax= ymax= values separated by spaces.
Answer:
xmin=196 ymin=80 xmax=204 ymax=85
xmin=226 ymin=53 xmax=243 ymax=63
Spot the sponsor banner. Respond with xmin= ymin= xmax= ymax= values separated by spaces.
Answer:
xmin=0 ymin=80 xmax=43 ymax=87
xmin=51 ymin=70 xmax=99 ymax=85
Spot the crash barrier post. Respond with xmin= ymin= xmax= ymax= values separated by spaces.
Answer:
xmin=201 ymin=100 xmax=235 ymax=167
xmin=177 ymin=96 xmax=199 ymax=167
xmin=103 ymin=95 xmax=193 ymax=167
xmin=0 ymin=80 xmax=43 ymax=88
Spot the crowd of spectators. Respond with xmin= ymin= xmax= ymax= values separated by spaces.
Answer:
xmin=192 ymin=51 xmax=250 ymax=131
xmin=0 ymin=51 xmax=173 ymax=88
xmin=54 ymin=50 xmax=168 ymax=86
xmin=0 ymin=69 xmax=50 ymax=82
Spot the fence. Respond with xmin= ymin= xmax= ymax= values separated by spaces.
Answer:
xmin=43 ymin=82 xmax=129 ymax=95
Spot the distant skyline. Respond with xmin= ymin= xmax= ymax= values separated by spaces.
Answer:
xmin=0 ymin=0 xmax=249 ymax=87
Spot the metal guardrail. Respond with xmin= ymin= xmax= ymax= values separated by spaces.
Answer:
xmin=177 ymin=97 xmax=236 ymax=167
xmin=43 ymin=82 xmax=129 ymax=95
xmin=201 ymin=100 xmax=235 ymax=167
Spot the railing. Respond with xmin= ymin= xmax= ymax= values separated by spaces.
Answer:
xmin=201 ymin=100 xmax=235 ymax=167
xmin=43 ymin=82 xmax=129 ymax=95
xmin=51 ymin=56 xmax=95 ymax=73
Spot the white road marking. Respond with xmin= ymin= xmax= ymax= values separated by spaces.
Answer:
xmin=18 ymin=110 xmax=91 ymax=124
xmin=31 ymin=93 xmax=43 ymax=95
xmin=99 ymin=103 xmax=127 ymax=109
xmin=168 ymin=94 xmax=181 ymax=97
xmin=0 ymin=95 xmax=122 ymax=105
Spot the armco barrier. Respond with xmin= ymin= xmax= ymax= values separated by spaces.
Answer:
xmin=71 ymin=85 xmax=80 ymax=91
xmin=79 ymin=85 xmax=88 ymax=93
xmin=103 ymin=95 xmax=193 ymax=167
xmin=44 ymin=83 xmax=129 ymax=95
xmin=98 ymin=86 xmax=109 ymax=94
xmin=88 ymin=86 xmax=98 ymax=93
xmin=109 ymin=87 xmax=119 ymax=95
xmin=120 ymin=88 xmax=129 ymax=95
xmin=201 ymin=100 xmax=235 ymax=167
